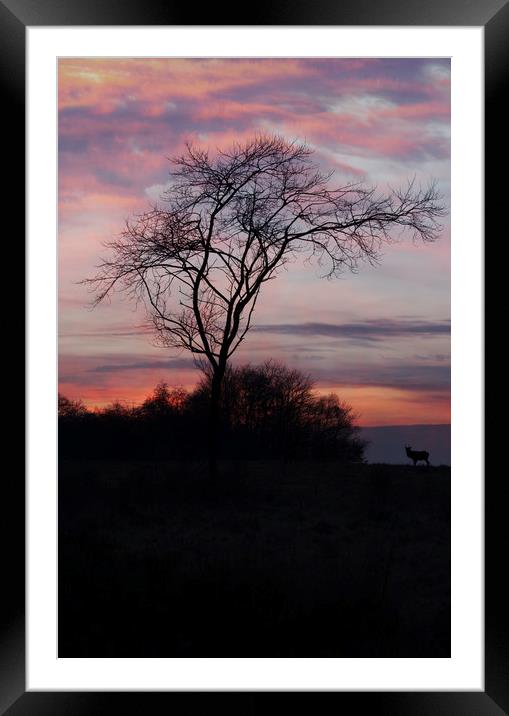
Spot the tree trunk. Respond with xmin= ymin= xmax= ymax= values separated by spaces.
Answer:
xmin=207 ymin=369 xmax=224 ymax=479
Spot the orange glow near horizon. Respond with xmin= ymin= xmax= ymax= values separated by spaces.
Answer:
xmin=59 ymin=380 xmax=450 ymax=427
xmin=314 ymin=385 xmax=450 ymax=426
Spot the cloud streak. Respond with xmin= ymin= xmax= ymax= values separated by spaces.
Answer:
xmin=254 ymin=319 xmax=450 ymax=342
xmin=310 ymin=363 xmax=450 ymax=392
xmin=87 ymin=358 xmax=197 ymax=373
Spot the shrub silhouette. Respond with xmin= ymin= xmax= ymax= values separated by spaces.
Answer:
xmin=192 ymin=360 xmax=365 ymax=461
xmin=58 ymin=393 xmax=88 ymax=418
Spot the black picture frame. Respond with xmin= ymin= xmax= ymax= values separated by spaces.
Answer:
xmin=6 ymin=0 xmax=499 ymax=712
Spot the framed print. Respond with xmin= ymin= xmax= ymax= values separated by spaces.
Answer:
xmin=5 ymin=0 xmax=501 ymax=712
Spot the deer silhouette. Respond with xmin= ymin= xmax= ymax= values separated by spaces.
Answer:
xmin=405 ymin=445 xmax=430 ymax=466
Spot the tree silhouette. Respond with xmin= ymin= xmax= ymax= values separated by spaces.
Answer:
xmin=85 ymin=134 xmax=445 ymax=477
xmin=58 ymin=364 xmax=365 ymax=462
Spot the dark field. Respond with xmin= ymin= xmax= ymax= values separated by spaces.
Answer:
xmin=58 ymin=460 xmax=450 ymax=657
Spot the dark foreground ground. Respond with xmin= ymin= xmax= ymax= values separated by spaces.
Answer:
xmin=59 ymin=460 xmax=450 ymax=657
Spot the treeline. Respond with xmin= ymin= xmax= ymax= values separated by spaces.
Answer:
xmin=59 ymin=360 xmax=366 ymax=462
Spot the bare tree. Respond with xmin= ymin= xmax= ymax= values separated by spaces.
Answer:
xmin=85 ymin=134 xmax=445 ymax=477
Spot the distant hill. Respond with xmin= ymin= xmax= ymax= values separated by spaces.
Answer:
xmin=360 ymin=424 xmax=451 ymax=465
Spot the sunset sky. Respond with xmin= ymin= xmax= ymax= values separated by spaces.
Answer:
xmin=58 ymin=58 xmax=450 ymax=426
